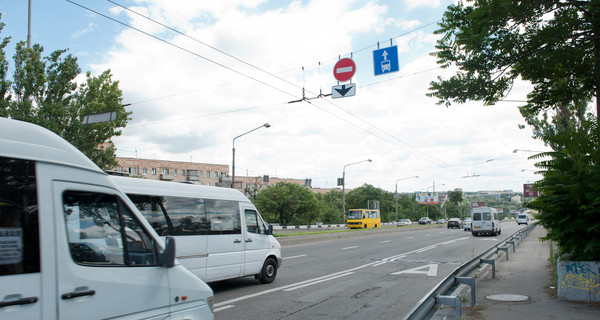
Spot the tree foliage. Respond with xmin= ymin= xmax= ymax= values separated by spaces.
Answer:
xmin=430 ymin=1 xmax=600 ymax=260
xmin=253 ymin=182 xmax=320 ymax=225
xmin=0 ymin=15 xmax=130 ymax=169
xmin=529 ymin=117 xmax=600 ymax=260
xmin=429 ymin=0 xmax=600 ymax=120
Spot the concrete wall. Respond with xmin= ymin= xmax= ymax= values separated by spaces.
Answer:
xmin=557 ymin=260 xmax=600 ymax=302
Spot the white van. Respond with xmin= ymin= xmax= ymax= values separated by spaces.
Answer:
xmin=517 ymin=213 xmax=528 ymax=225
xmin=471 ymin=207 xmax=502 ymax=236
xmin=111 ymin=176 xmax=282 ymax=284
xmin=0 ymin=118 xmax=213 ymax=319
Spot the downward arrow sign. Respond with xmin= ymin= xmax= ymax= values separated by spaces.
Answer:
xmin=334 ymin=85 xmax=352 ymax=96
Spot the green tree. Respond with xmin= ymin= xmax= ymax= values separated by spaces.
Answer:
xmin=529 ymin=117 xmax=600 ymax=260
xmin=345 ymin=184 xmax=395 ymax=222
xmin=430 ymin=1 xmax=600 ymax=260
xmin=1 ymin=16 xmax=130 ymax=169
xmin=316 ymin=190 xmax=343 ymax=224
xmin=253 ymin=182 xmax=319 ymax=225
xmin=428 ymin=1 xmax=599 ymax=120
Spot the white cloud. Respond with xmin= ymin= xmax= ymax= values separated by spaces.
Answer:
xmin=86 ymin=0 xmax=543 ymax=192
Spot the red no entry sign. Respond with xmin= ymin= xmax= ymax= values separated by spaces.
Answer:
xmin=333 ymin=58 xmax=356 ymax=82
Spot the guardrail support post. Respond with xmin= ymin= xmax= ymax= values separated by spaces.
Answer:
xmin=456 ymin=276 xmax=476 ymax=306
xmin=481 ymin=258 xmax=496 ymax=278
xmin=506 ymin=240 xmax=516 ymax=252
xmin=436 ymin=295 xmax=461 ymax=319
xmin=497 ymin=247 xmax=509 ymax=260
xmin=514 ymin=235 xmax=521 ymax=246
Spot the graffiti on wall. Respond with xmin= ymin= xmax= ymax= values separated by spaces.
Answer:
xmin=560 ymin=262 xmax=600 ymax=297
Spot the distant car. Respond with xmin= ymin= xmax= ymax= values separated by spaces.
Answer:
xmin=398 ymin=219 xmax=412 ymax=226
xmin=463 ymin=218 xmax=472 ymax=231
xmin=517 ymin=214 xmax=528 ymax=225
xmin=447 ymin=218 xmax=461 ymax=229
xmin=418 ymin=217 xmax=432 ymax=225
xmin=436 ymin=219 xmax=447 ymax=224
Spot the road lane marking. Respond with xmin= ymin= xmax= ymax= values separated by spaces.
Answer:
xmin=342 ymin=246 xmax=358 ymax=250
xmin=406 ymin=237 xmax=414 ymax=239
xmin=283 ymin=254 xmax=307 ymax=260
xmin=214 ymin=261 xmax=379 ymax=310
xmin=284 ymin=272 xmax=354 ymax=291
xmin=213 ymin=305 xmax=235 ymax=312
xmin=392 ymin=264 xmax=438 ymax=276
xmin=381 ymin=240 xmax=392 ymax=243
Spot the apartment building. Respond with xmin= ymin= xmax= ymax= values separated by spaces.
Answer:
xmin=114 ymin=157 xmax=314 ymax=196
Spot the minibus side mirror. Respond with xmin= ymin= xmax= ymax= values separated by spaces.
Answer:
xmin=160 ymin=236 xmax=176 ymax=268
xmin=266 ymin=224 xmax=273 ymax=235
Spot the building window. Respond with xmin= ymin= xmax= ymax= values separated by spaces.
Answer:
xmin=162 ymin=168 xmax=169 ymax=175
xmin=152 ymin=168 xmax=157 ymax=175
xmin=143 ymin=168 xmax=147 ymax=175
xmin=181 ymin=169 xmax=185 ymax=176
xmin=199 ymin=171 xmax=203 ymax=177
xmin=207 ymin=171 xmax=211 ymax=178
xmin=173 ymin=169 xmax=177 ymax=176
xmin=214 ymin=171 xmax=218 ymax=178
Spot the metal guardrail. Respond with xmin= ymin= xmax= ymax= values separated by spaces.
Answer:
xmin=402 ymin=223 xmax=537 ymax=320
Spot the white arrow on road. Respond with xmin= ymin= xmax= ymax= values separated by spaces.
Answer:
xmin=392 ymin=264 xmax=438 ymax=277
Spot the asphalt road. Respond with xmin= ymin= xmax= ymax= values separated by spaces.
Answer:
xmin=210 ymin=221 xmax=524 ymax=320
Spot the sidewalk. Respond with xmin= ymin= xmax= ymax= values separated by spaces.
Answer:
xmin=459 ymin=226 xmax=600 ymax=320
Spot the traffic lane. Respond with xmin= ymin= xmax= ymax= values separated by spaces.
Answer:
xmin=211 ymin=226 xmax=465 ymax=301
xmin=212 ymin=227 xmax=512 ymax=319
xmin=211 ymin=222 xmax=523 ymax=318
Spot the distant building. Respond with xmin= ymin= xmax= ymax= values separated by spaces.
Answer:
xmin=113 ymin=157 xmax=319 ymax=197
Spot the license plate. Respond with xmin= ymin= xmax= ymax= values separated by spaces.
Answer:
xmin=474 ymin=226 xmax=480 ymax=229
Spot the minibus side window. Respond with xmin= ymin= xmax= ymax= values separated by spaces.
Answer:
xmin=245 ymin=210 xmax=265 ymax=234
xmin=63 ymin=191 xmax=157 ymax=266
xmin=129 ymin=194 xmax=208 ymax=236
xmin=205 ymin=199 xmax=241 ymax=235
xmin=0 ymin=157 xmax=40 ymax=276
xmin=472 ymin=212 xmax=481 ymax=221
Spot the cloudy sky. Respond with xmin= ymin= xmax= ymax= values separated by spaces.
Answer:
xmin=1 ymin=0 xmax=547 ymax=193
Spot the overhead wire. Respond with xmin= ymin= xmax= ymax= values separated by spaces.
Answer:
xmin=69 ymin=0 xmax=460 ymax=172
xmin=66 ymin=0 xmax=300 ymax=101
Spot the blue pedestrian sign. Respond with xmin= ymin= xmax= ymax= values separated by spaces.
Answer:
xmin=373 ymin=46 xmax=399 ymax=75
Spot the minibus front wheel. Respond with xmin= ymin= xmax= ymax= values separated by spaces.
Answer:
xmin=257 ymin=257 xmax=278 ymax=284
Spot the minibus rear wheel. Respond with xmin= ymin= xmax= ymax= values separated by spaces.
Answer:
xmin=258 ymin=257 xmax=278 ymax=284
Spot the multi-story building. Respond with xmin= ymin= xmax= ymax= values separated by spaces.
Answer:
xmin=113 ymin=157 xmax=315 ymax=197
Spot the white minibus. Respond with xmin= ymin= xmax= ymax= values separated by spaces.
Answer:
xmin=471 ymin=206 xmax=502 ymax=236
xmin=111 ymin=176 xmax=282 ymax=284
xmin=0 ymin=118 xmax=214 ymax=319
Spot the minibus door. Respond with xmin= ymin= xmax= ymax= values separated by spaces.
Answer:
xmin=54 ymin=182 xmax=171 ymax=319
xmin=242 ymin=208 xmax=270 ymax=275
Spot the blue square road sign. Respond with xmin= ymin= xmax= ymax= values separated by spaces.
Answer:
xmin=373 ymin=46 xmax=399 ymax=76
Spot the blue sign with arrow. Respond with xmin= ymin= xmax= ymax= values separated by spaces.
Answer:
xmin=373 ymin=45 xmax=399 ymax=76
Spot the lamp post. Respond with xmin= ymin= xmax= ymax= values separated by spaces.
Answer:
xmin=395 ymin=176 xmax=419 ymax=222
xmin=232 ymin=123 xmax=270 ymax=189
xmin=341 ymin=159 xmax=372 ymax=223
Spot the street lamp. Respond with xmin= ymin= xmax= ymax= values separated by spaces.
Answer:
xmin=341 ymin=159 xmax=372 ymax=223
xmin=394 ymin=176 xmax=419 ymax=222
xmin=232 ymin=123 xmax=270 ymax=189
